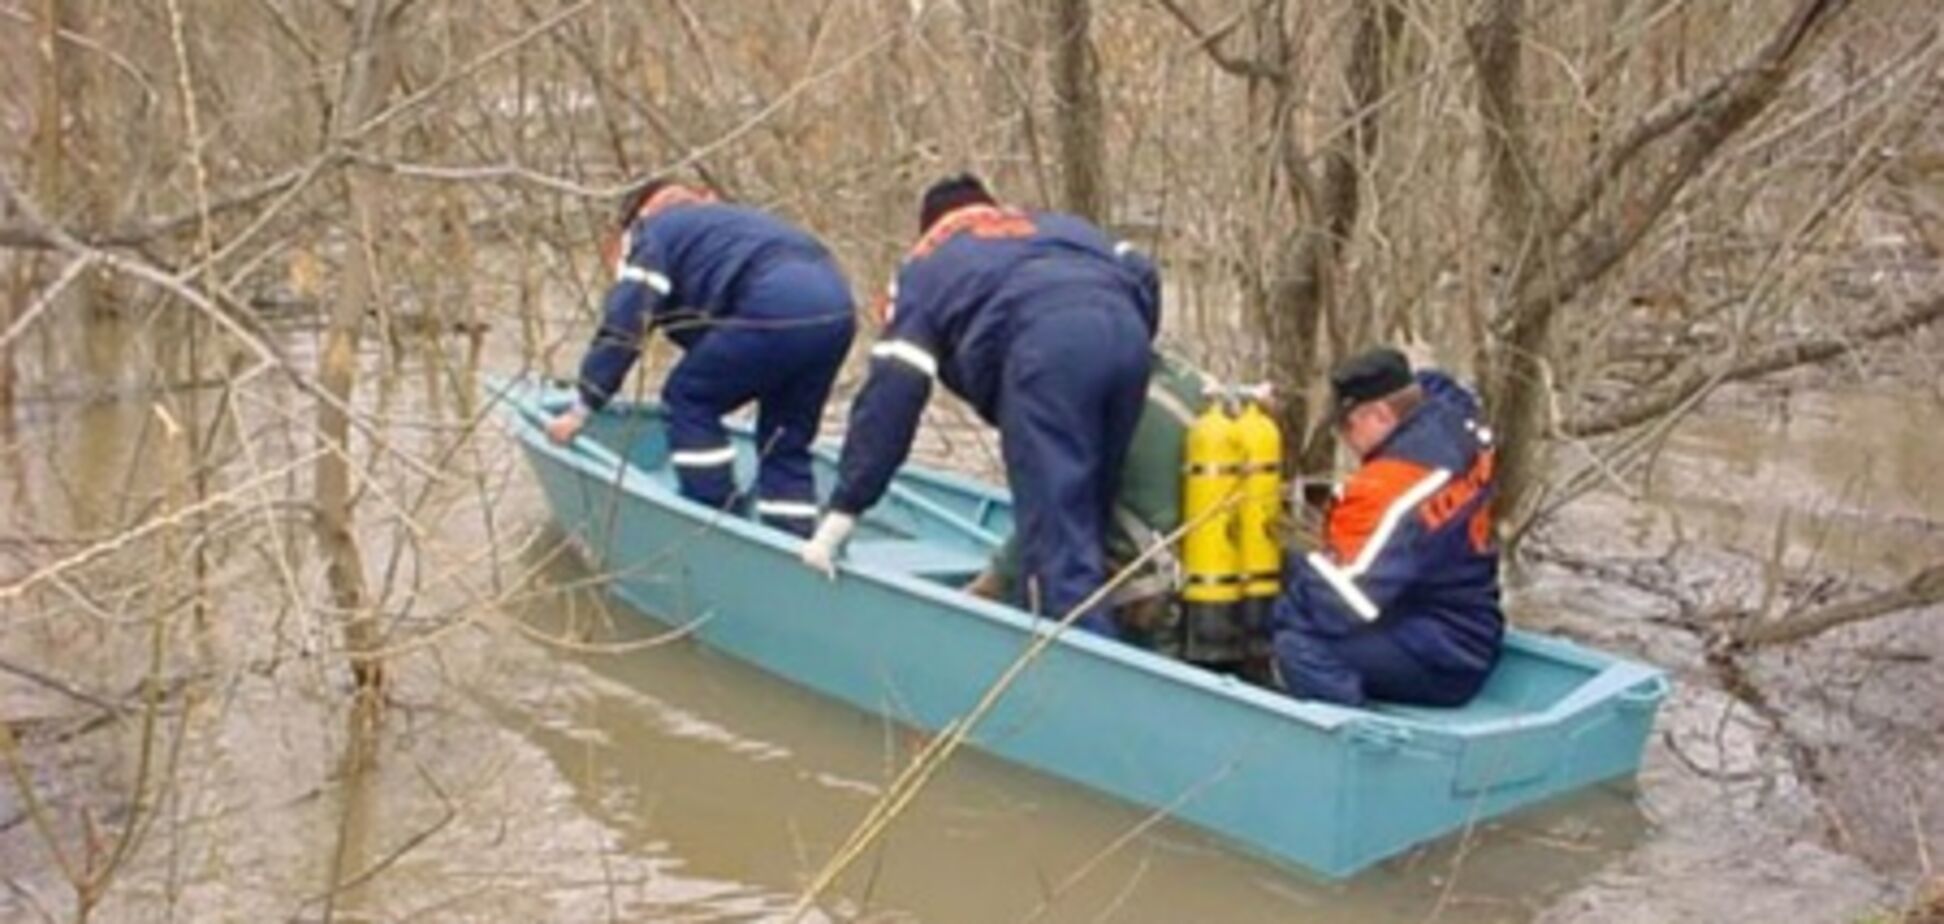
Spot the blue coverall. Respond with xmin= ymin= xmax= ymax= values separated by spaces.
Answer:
xmin=1270 ymin=372 xmax=1504 ymax=706
xmin=576 ymin=202 xmax=856 ymax=536
xmin=828 ymin=205 xmax=1159 ymax=636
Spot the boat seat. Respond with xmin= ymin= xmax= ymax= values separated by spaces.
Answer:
xmin=846 ymin=538 xmax=989 ymax=580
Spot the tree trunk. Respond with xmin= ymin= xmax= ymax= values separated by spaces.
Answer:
xmin=1322 ymin=0 xmax=1402 ymax=353
xmin=1470 ymin=0 xmax=1555 ymax=526
xmin=5 ymin=0 xmax=66 ymax=413
xmin=315 ymin=0 xmax=394 ymax=711
xmin=1049 ymin=0 xmax=1107 ymax=222
xmin=33 ymin=0 xmax=61 ymax=211
xmin=1268 ymin=1 xmax=1402 ymax=474
xmin=316 ymin=4 xmax=397 ymax=911
xmin=1253 ymin=4 xmax=1329 ymax=468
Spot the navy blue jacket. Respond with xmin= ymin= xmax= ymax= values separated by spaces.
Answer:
xmin=1275 ymin=372 xmax=1503 ymax=673
xmin=576 ymin=203 xmax=842 ymax=410
xmin=829 ymin=206 xmax=1160 ymax=515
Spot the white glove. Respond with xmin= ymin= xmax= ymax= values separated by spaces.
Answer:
xmin=799 ymin=512 xmax=856 ymax=581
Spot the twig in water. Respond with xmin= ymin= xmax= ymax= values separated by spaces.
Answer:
xmin=787 ymin=491 xmax=1245 ymax=920
xmin=0 ymin=656 xmax=123 ymax=718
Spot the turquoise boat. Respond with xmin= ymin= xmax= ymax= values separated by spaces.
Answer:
xmin=498 ymin=377 xmax=1667 ymax=879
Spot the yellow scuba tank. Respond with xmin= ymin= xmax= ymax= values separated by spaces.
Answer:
xmin=1181 ymin=401 xmax=1245 ymax=659
xmin=1234 ymin=394 xmax=1284 ymax=626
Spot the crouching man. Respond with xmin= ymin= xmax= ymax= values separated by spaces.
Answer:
xmin=1268 ymin=347 xmax=1503 ymax=707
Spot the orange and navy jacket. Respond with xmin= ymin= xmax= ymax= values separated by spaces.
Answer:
xmin=1273 ymin=372 xmax=1503 ymax=673
xmin=828 ymin=206 xmax=1160 ymax=515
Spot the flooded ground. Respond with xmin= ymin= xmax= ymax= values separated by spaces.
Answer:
xmin=2 ymin=321 xmax=1941 ymax=921
xmin=1521 ymin=378 xmax=1944 ymax=922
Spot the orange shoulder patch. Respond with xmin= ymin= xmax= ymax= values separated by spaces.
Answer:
xmin=1326 ymin=458 xmax=1434 ymax=564
xmin=907 ymin=205 xmax=1036 ymax=260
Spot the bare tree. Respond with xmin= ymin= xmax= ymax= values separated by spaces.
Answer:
xmin=1050 ymin=0 xmax=1109 ymax=222
xmin=1154 ymin=0 xmax=1405 ymax=469
xmin=316 ymin=0 xmax=398 ymax=721
xmin=1475 ymin=0 xmax=1863 ymax=525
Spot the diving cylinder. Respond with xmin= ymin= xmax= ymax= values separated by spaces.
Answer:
xmin=1180 ymin=401 xmax=1246 ymax=664
xmin=1234 ymin=392 xmax=1284 ymax=634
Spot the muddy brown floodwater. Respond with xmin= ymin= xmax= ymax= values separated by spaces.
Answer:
xmin=1 ymin=322 xmax=1939 ymax=921
xmin=1524 ymin=382 xmax=1944 ymax=924
xmin=479 ymin=533 xmax=1649 ymax=923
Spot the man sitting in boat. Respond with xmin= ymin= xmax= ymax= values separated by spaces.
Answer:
xmin=1267 ymin=347 xmax=1503 ymax=707
xmin=963 ymin=351 xmax=1212 ymax=651
xmin=547 ymin=179 xmax=857 ymax=537
xmin=800 ymin=174 xmax=1159 ymax=639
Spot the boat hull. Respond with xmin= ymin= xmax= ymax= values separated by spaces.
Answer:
xmin=500 ymin=379 xmax=1666 ymax=879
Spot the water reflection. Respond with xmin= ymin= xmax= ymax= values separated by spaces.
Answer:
xmin=494 ymin=530 xmax=1648 ymax=923
xmin=1647 ymin=389 xmax=1944 ymax=581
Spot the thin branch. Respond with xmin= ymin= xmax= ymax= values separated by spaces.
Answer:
xmin=0 ymin=164 xmax=315 ymax=251
xmin=347 ymin=0 xmax=606 ymax=143
xmin=1565 ymin=289 xmax=1944 ymax=437
xmin=788 ymin=495 xmax=1245 ymax=917
xmin=0 ymin=0 xmax=606 ymax=254
xmin=1557 ymin=19 xmax=1939 ymax=242
xmin=0 ymin=655 xmax=124 ymax=717
xmin=1150 ymin=0 xmax=1285 ymax=83
xmin=1734 ymin=562 xmax=1944 ymax=647
xmin=655 ymin=19 xmax=914 ymax=181
xmin=0 ymin=450 xmax=325 ymax=606
xmin=1501 ymin=0 xmax=1858 ymax=340
xmin=344 ymin=153 xmax=612 ymax=198
xmin=0 ymin=721 xmax=80 ymax=890
xmin=0 ymin=255 xmax=93 ymax=351
xmin=0 ymin=2 xmax=159 ymax=105
xmin=0 ymin=169 xmax=446 ymax=485
xmin=527 ymin=0 xmax=729 ymax=194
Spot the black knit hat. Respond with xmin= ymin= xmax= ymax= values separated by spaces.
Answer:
xmin=1329 ymin=347 xmax=1414 ymax=421
xmin=919 ymin=173 xmax=995 ymax=233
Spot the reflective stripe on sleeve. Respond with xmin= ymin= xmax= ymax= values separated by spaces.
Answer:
xmin=618 ymin=265 xmax=673 ymax=294
xmin=869 ymin=339 xmax=938 ymax=379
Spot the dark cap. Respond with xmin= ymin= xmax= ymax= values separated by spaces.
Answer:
xmin=1329 ymin=347 xmax=1413 ymax=421
xmin=919 ymin=173 xmax=995 ymax=233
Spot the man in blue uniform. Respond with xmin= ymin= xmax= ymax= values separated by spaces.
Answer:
xmin=798 ymin=175 xmax=1159 ymax=638
xmin=547 ymin=180 xmax=856 ymax=537
xmin=1267 ymin=347 xmax=1503 ymax=706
